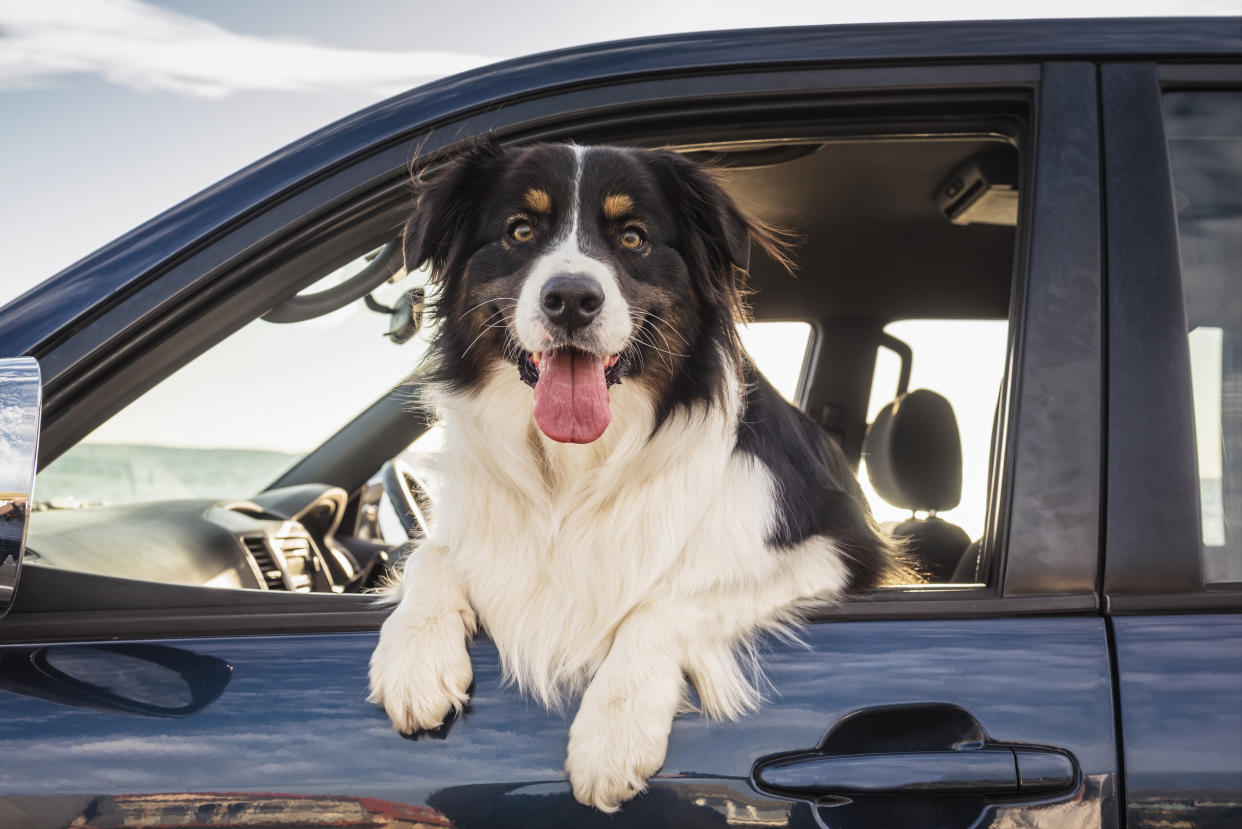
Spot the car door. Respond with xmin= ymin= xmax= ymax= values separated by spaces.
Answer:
xmin=1100 ymin=62 xmax=1242 ymax=827
xmin=0 ymin=28 xmax=1129 ymax=829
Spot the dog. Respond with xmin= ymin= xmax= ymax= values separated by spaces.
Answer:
xmin=368 ymin=139 xmax=899 ymax=811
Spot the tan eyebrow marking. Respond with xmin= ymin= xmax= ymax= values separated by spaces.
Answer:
xmin=524 ymin=188 xmax=552 ymax=213
xmin=603 ymin=193 xmax=633 ymax=219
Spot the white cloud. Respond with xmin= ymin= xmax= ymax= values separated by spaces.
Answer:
xmin=0 ymin=0 xmax=499 ymax=98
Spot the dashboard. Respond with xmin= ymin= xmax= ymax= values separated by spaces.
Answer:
xmin=24 ymin=484 xmax=389 ymax=594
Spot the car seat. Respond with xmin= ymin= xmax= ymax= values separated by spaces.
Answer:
xmin=863 ymin=389 xmax=971 ymax=582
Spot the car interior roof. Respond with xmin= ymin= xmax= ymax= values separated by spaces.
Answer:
xmin=701 ymin=135 xmax=1018 ymax=323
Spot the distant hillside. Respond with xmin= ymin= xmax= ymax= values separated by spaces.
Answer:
xmin=35 ymin=443 xmax=303 ymax=506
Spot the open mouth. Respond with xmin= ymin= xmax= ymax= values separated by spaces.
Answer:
xmin=518 ymin=348 xmax=629 ymax=388
xmin=516 ymin=347 xmax=631 ymax=444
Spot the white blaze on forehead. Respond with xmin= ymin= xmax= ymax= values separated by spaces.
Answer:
xmin=515 ymin=145 xmax=632 ymax=356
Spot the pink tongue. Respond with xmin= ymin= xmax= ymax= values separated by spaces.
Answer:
xmin=533 ymin=350 xmax=612 ymax=443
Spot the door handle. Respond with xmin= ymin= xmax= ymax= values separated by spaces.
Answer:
xmin=754 ymin=746 xmax=1074 ymax=798
xmin=752 ymin=703 xmax=1079 ymax=802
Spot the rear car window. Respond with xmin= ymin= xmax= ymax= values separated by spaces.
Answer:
xmin=1164 ymin=89 xmax=1242 ymax=584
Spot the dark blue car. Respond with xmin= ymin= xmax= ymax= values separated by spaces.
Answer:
xmin=0 ymin=18 xmax=1239 ymax=829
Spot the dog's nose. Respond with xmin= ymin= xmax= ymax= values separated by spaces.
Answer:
xmin=540 ymin=275 xmax=604 ymax=331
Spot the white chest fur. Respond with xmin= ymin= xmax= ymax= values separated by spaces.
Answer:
xmin=427 ymin=365 xmax=782 ymax=705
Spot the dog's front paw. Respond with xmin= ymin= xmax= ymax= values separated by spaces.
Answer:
xmin=368 ymin=607 xmax=473 ymax=734
xmin=565 ymin=695 xmax=671 ymax=812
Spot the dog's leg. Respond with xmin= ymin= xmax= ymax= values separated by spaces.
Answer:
xmin=368 ymin=542 xmax=477 ymax=733
xmin=565 ymin=607 xmax=685 ymax=812
xmin=565 ymin=555 xmax=842 ymax=810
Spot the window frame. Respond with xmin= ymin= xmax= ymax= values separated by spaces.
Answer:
xmin=1101 ymin=61 xmax=1242 ymax=613
xmin=4 ymin=59 xmax=1112 ymax=643
xmin=988 ymin=62 xmax=1104 ymax=603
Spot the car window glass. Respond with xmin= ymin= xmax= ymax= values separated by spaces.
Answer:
xmin=860 ymin=319 xmax=1009 ymax=548
xmin=1164 ymin=89 xmax=1242 ymax=584
xmin=34 ymin=251 xmax=432 ymax=509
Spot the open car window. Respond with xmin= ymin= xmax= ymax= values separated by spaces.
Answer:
xmin=22 ymin=111 xmax=1042 ymax=605
xmin=34 ymin=255 xmax=433 ymax=509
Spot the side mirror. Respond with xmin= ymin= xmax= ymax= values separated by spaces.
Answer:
xmin=0 ymin=357 xmax=40 ymax=621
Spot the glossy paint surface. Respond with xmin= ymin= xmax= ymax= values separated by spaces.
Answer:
xmin=0 ymin=21 xmax=1238 ymax=361
xmin=1113 ymin=614 xmax=1242 ymax=827
xmin=0 ymin=617 xmax=1116 ymax=828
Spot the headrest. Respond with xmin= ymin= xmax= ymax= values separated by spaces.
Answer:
xmin=863 ymin=388 xmax=962 ymax=512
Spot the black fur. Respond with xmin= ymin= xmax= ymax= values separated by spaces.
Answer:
xmin=641 ymin=150 xmax=750 ymax=429
xmin=734 ymin=361 xmax=892 ymax=592
xmin=402 ymin=136 xmax=532 ymax=390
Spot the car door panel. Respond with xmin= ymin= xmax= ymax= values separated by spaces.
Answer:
xmin=0 ymin=618 xmax=1116 ymax=828
xmin=1100 ymin=59 xmax=1242 ymax=825
xmin=1112 ymin=615 xmax=1242 ymax=828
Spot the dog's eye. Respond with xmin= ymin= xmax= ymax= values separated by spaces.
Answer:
xmin=510 ymin=222 xmax=534 ymax=243
xmin=620 ymin=228 xmax=646 ymax=250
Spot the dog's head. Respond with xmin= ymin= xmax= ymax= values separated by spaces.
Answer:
xmin=405 ymin=139 xmax=788 ymax=443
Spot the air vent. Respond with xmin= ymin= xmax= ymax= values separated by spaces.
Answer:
xmin=242 ymin=536 xmax=285 ymax=590
xmin=277 ymin=534 xmax=311 ymax=557
xmin=274 ymin=531 xmax=317 ymax=592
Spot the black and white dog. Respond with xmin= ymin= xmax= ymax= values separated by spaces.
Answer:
xmin=368 ymin=140 xmax=898 ymax=811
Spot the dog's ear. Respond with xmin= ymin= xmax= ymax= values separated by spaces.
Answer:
xmin=403 ymin=136 xmax=505 ymax=282
xmin=650 ymin=150 xmax=794 ymax=320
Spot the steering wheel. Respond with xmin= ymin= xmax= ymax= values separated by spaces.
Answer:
xmin=379 ymin=458 xmax=433 ymax=540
